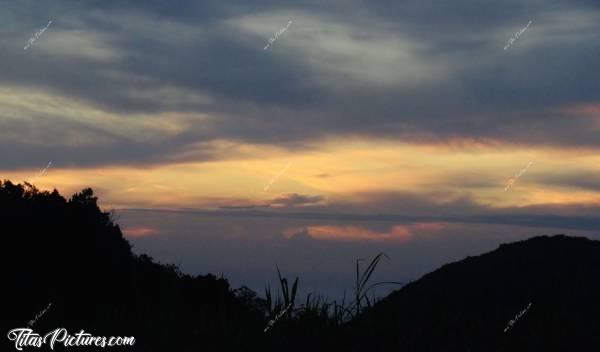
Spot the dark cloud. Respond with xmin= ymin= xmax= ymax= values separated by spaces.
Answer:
xmin=270 ymin=193 xmax=324 ymax=207
xmin=2 ymin=0 xmax=600 ymax=169
xmin=220 ymin=204 xmax=271 ymax=210
xmin=124 ymin=189 xmax=600 ymax=231
xmin=536 ymin=171 xmax=600 ymax=192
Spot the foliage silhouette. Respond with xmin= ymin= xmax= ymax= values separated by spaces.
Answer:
xmin=0 ymin=180 xmax=266 ymax=351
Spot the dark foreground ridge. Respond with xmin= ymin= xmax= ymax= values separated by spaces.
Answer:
xmin=0 ymin=181 xmax=266 ymax=351
xmin=345 ymin=235 xmax=600 ymax=351
xmin=2 ymin=180 xmax=599 ymax=351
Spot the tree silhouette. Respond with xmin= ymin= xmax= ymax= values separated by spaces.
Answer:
xmin=0 ymin=180 xmax=266 ymax=351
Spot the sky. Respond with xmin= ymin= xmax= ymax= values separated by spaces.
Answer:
xmin=2 ymin=0 xmax=600 ymax=298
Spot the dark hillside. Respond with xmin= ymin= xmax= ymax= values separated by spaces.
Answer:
xmin=345 ymin=235 xmax=600 ymax=351
xmin=0 ymin=181 xmax=266 ymax=351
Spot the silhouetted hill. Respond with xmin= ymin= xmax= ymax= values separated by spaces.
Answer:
xmin=0 ymin=181 xmax=267 ymax=351
xmin=345 ymin=235 xmax=600 ymax=351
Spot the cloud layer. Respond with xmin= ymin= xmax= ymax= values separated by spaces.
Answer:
xmin=2 ymin=0 xmax=600 ymax=169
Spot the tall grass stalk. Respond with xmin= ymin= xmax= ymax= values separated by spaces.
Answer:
xmin=265 ymin=253 xmax=402 ymax=327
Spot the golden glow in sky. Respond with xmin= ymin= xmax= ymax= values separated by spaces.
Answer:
xmin=3 ymin=138 xmax=600 ymax=212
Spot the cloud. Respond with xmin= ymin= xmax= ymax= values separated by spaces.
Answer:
xmin=123 ymin=202 xmax=600 ymax=232
xmin=220 ymin=204 xmax=271 ymax=210
xmin=283 ymin=223 xmax=446 ymax=242
xmin=122 ymin=226 xmax=159 ymax=238
xmin=270 ymin=193 xmax=325 ymax=207
xmin=535 ymin=171 xmax=600 ymax=192
xmin=232 ymin=10 xmax=449 ymax=86
xmin=285 ymin=227 xmax=313 ymax=242
xmin=300 ymin=225 xmax=413 ymax=241
xmin=1 ymin=0 xmax=600 ymax=173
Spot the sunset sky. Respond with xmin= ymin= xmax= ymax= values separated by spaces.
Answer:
xmin=2 ymin=0 xmax=600 ymax=297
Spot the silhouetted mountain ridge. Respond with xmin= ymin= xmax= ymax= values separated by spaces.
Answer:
xmin=346 ymin=234 xmax=600 ymax=351
xmin=0 ymin=181 xmax=267 ymax=351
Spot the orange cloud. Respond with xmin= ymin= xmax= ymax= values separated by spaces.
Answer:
xmin=122 ymin=226 xmax=158 ymax=238
xmin=285 ymin=222 xmax=447 ymax=242
xmin=308 ymin=225 xmax=411 ymax=241
xmin=559 ymin=103 xmax=600 ymax=118
xmin=4 ymin=136 xmax=600 ymax=212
